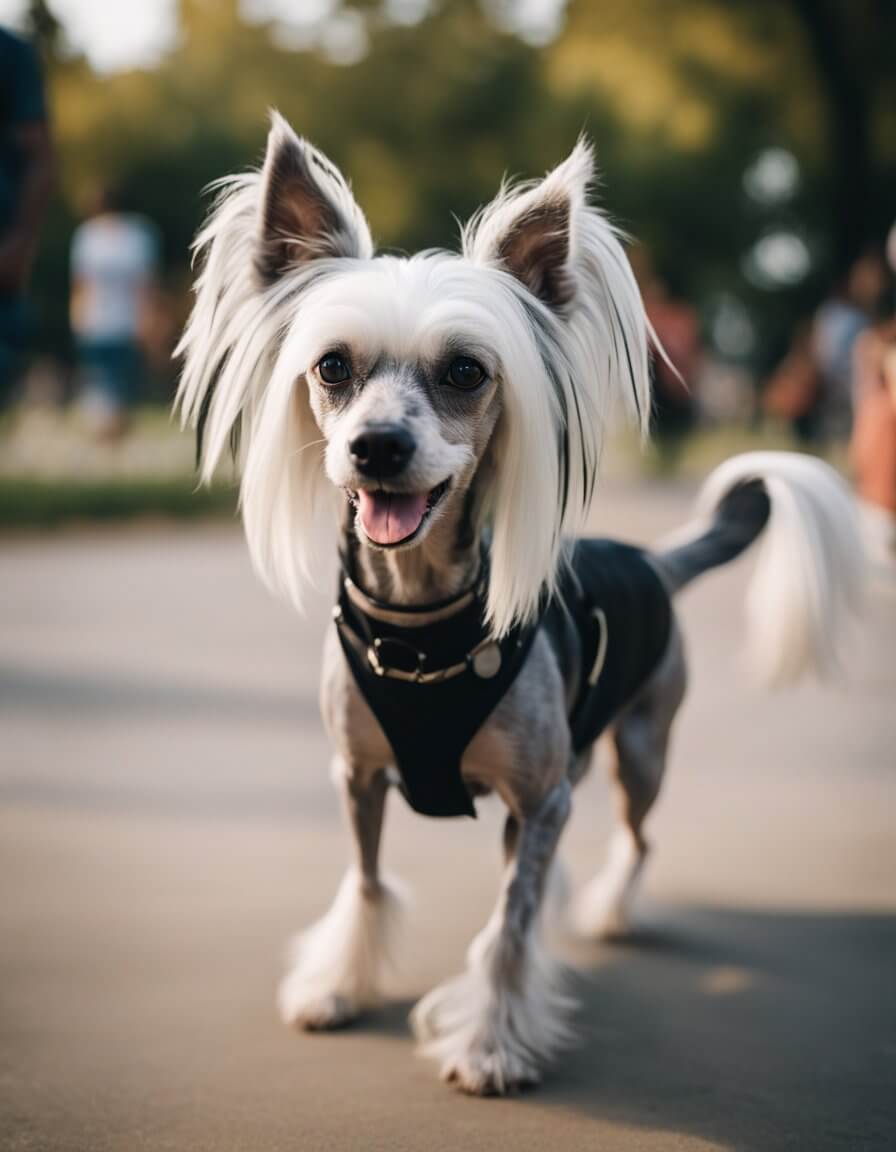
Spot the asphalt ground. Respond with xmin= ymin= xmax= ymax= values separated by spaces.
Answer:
xmin=1 ymin=478 xmax=894 ymax=1151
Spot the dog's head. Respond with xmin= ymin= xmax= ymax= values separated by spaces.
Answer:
xmin=177 ymin=113 xmax=650 ymax=634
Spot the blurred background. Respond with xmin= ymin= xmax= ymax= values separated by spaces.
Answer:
xmin=1 ymin=4 xmax=894 ymax=1150
xmin=1 ymin=0 xmax=895 ymax=522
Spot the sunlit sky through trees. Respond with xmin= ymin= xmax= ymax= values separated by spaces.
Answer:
xmin=2 ymin=0 xmax=892 ymax=375
xmin=0 ymin=0 xmax=568 ymax=71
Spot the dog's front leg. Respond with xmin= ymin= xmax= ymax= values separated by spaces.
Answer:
xmin=411 ymin=778 xmax=573 ymax=1094
xmin=278 ymin=763 xmax=404 ymax=1030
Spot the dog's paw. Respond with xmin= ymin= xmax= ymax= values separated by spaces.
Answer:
xmin=412 ymin=979 xmax=542 ymax=1094
xmin=278 ymin=977 xmax=359 ymax=1031
xmin=277 ymin=868 xmax=407 ymax=1034
xmin=442 ymin=1039 xmax=541 ymax=1097
xmin=412 ymin=981 xmax=540 ymax=1094
xmin=411 ymin=930 xmax=573 ymax=1095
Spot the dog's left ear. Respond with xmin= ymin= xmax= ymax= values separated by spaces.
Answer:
xmin=256 ymin=112 xmax=373 ymax=284
xmin=464 ymin=139 xmax=654 ymax=638
xmin=462 ymin=139 xmax=594 ymax=313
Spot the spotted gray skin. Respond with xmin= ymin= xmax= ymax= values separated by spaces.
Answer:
xmin=310 ymin=449 xmax=689 ymax=1092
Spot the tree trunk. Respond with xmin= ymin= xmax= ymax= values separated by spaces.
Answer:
xmin=792 ymin=0 xmax=876 ymax=277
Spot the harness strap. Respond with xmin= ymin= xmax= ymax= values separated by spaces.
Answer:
xmin=334 ymin=568 xmax=538 ymax=818
xmin=334 ymin=601 xmax=503 ymax=684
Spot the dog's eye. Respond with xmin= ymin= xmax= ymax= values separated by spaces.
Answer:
xmin=445 ymin=356 xmax=486 ymax=391
xmin=317 ymin=353 xmax=351 ymax=385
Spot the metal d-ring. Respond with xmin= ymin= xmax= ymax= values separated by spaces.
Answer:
xmin=367 ymin=635 xmax=428 ymax=680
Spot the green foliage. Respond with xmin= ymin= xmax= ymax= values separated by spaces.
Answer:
xmin=0 ymin=475 xmax=236 ymax=527
xmin=24 ymin=0 xmax=896 ymax=384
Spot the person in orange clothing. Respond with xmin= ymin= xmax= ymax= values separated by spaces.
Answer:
xmin=850 ymin=315 xmax=896 ymax=577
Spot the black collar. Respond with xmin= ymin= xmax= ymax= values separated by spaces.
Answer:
xmin=341 ymin=558 xmax=486 ymax=626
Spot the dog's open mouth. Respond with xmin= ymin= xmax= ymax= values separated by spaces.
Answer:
xmin=349 ymin=479 xmax=450 ymax=546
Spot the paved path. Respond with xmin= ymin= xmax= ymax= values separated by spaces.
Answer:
xmin=1 ymin=481 xmax=894 ymax=1152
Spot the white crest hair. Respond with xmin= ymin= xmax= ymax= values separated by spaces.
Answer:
xmin=462 ymin=138 xmax=650 ymax=632
xmin=175 ymin=117 xmax=652 ymax=634
xmin=175 ymin=114 xmax=373 ymax=603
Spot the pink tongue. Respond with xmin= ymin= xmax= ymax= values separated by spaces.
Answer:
xmin=357 ymin=490 xmax=428 ymax=545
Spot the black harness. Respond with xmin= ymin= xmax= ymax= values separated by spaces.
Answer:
xmin=335 ymin=540 xmax=672 ymax=819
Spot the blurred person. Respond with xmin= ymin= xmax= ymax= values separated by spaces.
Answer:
xmin=812 ymin=247 xmax=888 ymax=440
xmin=641 ymin=270 xmax=702 ymax=468
xmin=0 ymin=25 xmax=53 ymax=405
xmin=850 ymin=310 xmax=896 ymax=580
xmin=70 ymin=184 xmax=160 ymax=437
xmin=888 ymin=222 xmax=896 ymax=280
xmin=762 ymin=320 xmax=820 ymax=443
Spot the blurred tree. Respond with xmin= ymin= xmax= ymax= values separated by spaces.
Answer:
xmin=790 ymin=0 xmax=893 ymax=276
xmin=24 ymin=0 xmax=64 ymax=60
xmin=18 ymin=0 xmax=896 ymax=391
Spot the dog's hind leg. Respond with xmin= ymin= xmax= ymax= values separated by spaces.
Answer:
xmin=278 ymin=762 xmax=404 ymax=1030
xmin=573 ymin=621 xmax=686 ymax=938
xmin=412 ymin=777 xmax=573 ymax=1094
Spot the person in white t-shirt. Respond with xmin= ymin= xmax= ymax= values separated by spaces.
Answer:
xmin=70 ymin=186 xmax=159 ymax=436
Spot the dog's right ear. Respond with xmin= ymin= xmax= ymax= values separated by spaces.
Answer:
xmin=256 ymin=112 xmax=373 ymax=284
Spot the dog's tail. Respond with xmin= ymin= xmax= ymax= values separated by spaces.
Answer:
xmin=652 ymin=452 xmax=864 ymax=685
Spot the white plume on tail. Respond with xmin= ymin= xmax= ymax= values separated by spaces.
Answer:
xmin=695 ymin=451 xmax=864 ymax=685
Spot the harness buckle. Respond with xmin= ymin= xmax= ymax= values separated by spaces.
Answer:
xmin=367 ymin=635 xmax=427 ymax=680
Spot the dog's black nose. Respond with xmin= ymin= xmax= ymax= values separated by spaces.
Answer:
xmin=349 ymin=425 xmax=415 ymax=478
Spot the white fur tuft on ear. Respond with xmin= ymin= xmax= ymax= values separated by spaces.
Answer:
xmin=465 ymin=138 xmax=653 ymax=636
xmin=174 ymin=113 xmax=370 ymax=609
xmin=257 ymin=111 xmax=373 ymax=282
xmin=462 ymin=138 xmax=593 ymax=313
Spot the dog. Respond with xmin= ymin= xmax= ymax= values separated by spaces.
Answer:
xmin=175 ymin=113 xmax=863 ymax=1096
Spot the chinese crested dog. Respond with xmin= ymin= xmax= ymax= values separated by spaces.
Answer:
xmin=175 ymin=114 xmax=862 ymax=1095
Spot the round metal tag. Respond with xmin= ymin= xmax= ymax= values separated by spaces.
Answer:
xmin=472 ymin=641 xmax=502 ymax=679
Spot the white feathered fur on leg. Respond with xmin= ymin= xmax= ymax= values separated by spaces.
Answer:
xmin=411 ymin=908 xmax=575 ymax=1094
xmin=573 ymin=826 xmax=645 ymax=939
xmin=278 ymin=869 xmax=406 ymax=1030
